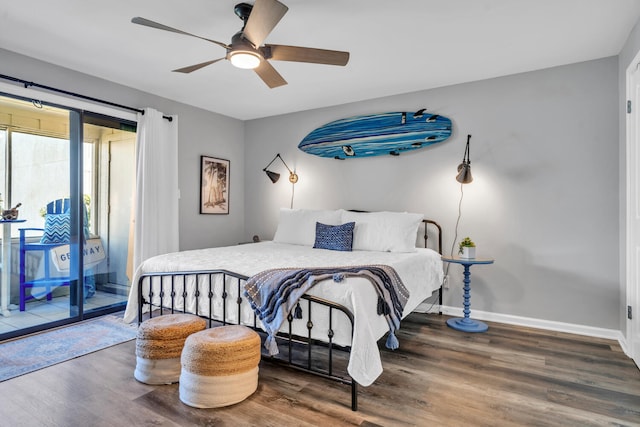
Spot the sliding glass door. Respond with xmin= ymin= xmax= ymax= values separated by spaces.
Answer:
xmin=83 ymin=115 xmax=137 ymax=312
xmin=0 ymin=93 xmax=136 ymax=339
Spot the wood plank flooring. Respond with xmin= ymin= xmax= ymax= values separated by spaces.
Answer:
xmin=0 ymin=312 xmax=638 ymax=426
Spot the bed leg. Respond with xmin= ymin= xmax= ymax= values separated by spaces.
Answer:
xmin=439 ymin=286 xmax=443 ymax=315
xmin=351 ymin=381 xmax=358 ymax=411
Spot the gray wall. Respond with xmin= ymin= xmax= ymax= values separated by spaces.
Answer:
xmin=0 ymin=48 xmax=245 ymax=251
xmin=245 ymin=57 xmax=620 ymax=330
xmin=1 ymin=46 xmax=625 ymax=331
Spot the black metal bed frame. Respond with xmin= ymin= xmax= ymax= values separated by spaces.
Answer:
xmin=136 ymin=219 xmax=442 ymax=411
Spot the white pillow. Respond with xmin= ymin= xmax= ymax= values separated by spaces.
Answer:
xmin=273 ymin=208 xmax=342 ymax=246
xmin=340 ymin=210 xmax=424 ymax=252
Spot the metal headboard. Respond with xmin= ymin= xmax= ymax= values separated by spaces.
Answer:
xmin=422 ymin=219 xmax=443 ymax=254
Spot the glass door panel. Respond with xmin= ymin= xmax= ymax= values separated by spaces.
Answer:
xmin=82 ymin=120 xmax=136 ymax=314
xmin=0 ymin=94 xmax=79 ymax=335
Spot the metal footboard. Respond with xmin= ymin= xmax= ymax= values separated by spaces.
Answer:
xmin=137 ymin=269 xmax=358 ymax=411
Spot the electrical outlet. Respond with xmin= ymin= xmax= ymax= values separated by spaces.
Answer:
xmin=443 ymin=275 xmax=450 ymax=289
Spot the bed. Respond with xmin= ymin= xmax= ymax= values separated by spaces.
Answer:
xmin=123 ymin=209 xmax=444 ymax=410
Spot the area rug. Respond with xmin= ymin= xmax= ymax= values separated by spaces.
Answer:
xmin=0 ymin=315 xmax=138 ymax=382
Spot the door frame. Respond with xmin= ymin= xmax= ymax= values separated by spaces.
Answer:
xmin=625 ymin=51 xmax=640 ymax=367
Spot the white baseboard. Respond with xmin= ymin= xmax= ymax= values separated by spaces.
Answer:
xmin=414 ymin=302 xmax=628 ymax=356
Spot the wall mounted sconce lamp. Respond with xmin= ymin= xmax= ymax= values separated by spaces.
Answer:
xmin=263 ymin=153 xmax=299 ymax=184
xmin=456 ymin=134 xmax=473 ymax=184
xmin=445 ymin=134 xmax=474 ymax=287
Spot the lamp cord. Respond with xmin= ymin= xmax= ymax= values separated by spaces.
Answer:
xmin=290 ymin=181 xmax=295 ymax=209
xmin=444 ymin=182 xmax=465 ymax=282
xmin=417 ymin=182 xmax=465 ymax=314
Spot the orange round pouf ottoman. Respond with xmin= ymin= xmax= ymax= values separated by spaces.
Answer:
xmin=179 ymin=325 xmax=261 ymax=408
xmin=134 ymin=314 xmax=206 ymax=385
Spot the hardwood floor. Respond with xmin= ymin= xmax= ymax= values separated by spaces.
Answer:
xmin=0 ymin=313 xmax=638 ymax=426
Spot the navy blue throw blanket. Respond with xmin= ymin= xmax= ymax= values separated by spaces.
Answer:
xmin=243 ymin=265 xmax=410 ymax=356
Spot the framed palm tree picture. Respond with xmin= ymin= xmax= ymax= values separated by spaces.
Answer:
xmin=200 ymin=155 xmax=230 ymax=214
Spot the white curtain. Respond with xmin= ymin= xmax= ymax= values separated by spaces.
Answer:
xmin=132 ymin=108 xmax=179 ymax=274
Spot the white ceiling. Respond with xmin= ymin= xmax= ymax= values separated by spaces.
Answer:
xmin=2 ymin=0 xmax=639 ymax=120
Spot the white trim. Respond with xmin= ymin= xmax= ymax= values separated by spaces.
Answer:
xmin=416 ymin=302 xmax=626 ymax=350
xmin=626 ymin=49 xmax=640 ymax=367
xmin=0 ymin=81 xmax=138 ymax=122
xmin=619 ymin=334 xmax=631 ymax=357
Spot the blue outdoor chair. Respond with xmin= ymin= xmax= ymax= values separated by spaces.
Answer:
xmin=18 ymin=198 xmax=94 ymax=311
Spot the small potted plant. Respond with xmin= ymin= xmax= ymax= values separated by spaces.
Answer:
xmin=458 ymin=237 xmax=476 ymax=259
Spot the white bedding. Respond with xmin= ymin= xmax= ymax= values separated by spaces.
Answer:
xmin=123 ymin=241 xmax=443 ymax=386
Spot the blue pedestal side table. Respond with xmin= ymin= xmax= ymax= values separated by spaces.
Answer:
xmin=441 ymin=255 xmax=494 ymax=333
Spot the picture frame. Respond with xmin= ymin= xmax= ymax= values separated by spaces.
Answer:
xmin=200 ymin=155 xmax=230 ymax=214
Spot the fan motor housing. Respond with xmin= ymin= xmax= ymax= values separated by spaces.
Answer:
xmin=228 ymin=31 xmax=263 ymax=68
xmin=234 ymin=3 xmax=253 ymax=24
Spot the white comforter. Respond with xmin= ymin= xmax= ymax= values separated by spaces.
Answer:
xmin=123 ymin=241 xmax=443 ymax=386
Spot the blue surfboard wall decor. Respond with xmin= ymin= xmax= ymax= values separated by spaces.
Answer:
xmin=298 ymin=110 xmax=452 ymax=159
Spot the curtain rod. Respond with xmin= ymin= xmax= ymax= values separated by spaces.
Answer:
xmin=0 ymin=73 xmax=173 ymax=122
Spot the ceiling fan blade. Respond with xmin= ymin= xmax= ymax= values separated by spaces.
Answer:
xmin=243 ymin=0 xmax=289 ymax=47
xmin=131 ymin=17 xmax=228 ymax=49
xmin=265 ymin=44 xmax=350 ymax=66
xmin=254 ymin=60 xmax=287 ymax=88
xmin=172 ymin=58 xmax=225 ymax=74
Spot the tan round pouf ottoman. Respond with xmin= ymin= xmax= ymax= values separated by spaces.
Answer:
xmin=134 ymin=314 xmax=207 ymax=385
xmin=179 ymin=325 xmax=261 ymax=408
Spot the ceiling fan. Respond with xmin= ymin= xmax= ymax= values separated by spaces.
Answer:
xmin=131 ymin=0 xmax=350 ymax=88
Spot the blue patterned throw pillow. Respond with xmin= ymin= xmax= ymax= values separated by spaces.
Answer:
xmin=313 ymin=222 xmax=355 ymax=251
xmin=40 ymin=213 xmax=71 ymax=244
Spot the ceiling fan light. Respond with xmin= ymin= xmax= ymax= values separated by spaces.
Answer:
xmin=229 ymin=51 xmax=261 ymax=69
